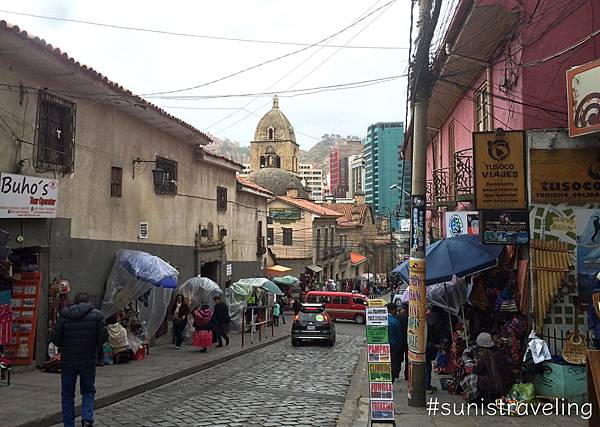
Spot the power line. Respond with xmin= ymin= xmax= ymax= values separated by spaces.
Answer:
xmin=0 ymin=9 xmax=407 ymax=50
xmin=140 ymin=0 xmax=397 ymax=97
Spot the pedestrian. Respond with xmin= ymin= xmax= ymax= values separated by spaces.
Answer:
xmin=213 ymin=295 xmax=230 ymax=347
xmin=169 ymin=294 xmax=190 ymax=349
xmin=51 ymin=292 xmax=108 ymax=427
xmin=273 ymin=300 xmax=280 ymax=326
xmin=279 ymin=297 xmax=287 ymax=325
xmin=192 ymin=303 xmax=213 ymax=352
xmin=386 ymin=303 xmax=403 ymax=383
xmin=292 ymin=298 xmax=302 ymax=315
xmin=425 ymin=306 xmax=452 ymax=391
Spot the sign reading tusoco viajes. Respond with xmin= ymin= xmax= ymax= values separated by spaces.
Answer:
xmin=530 ymin=149 xmax=600 ymax=203
xmin=473 ymin=131 xmax=526 ymax=209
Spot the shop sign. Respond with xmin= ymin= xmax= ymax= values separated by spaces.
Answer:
xmin=366 ymin=307 xmax=388 ymax=326
xmin=481 ymin=209 xmax=529 ymax=245
xmin=473 ymin=131 xmax=526 ymax=209
xmin=567 ymin=58 xmax=600 ymax=137
xmin=444 ymin=211 xmax=479 ymax=237
xmin=269 ymin=207 xmax=301 ymax=221
xmin=407 ymin=257 xmax=426 ymax=363
xmin=530 ymin=149 xmax=600 ymax=203
xmin=366 ymin=325 xmax=388 ymax=344
xmin=0 ymin=173 xmax=58 ymax=218
xmin=367 ymin=344 xmax=391 ymax=363
xmin=226 ymin=264 xmax=232 ymax=276
xmin=368 ymin=298 xmax=385 ymax=307
xmin=411 ymin=195 xmax=426 ymax=252
xmin=369 ymin=382 xmax=394 ymax=400
xmin=370 ymin=400 xmax=395 ymax=421
xmin=368 ymin=362 xmax=393 ymax=382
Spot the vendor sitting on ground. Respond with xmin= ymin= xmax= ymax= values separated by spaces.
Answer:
xmin=461 ymin=332 xmax=512 ymax=402
xmin=106 ymin=314 xmax=133 ymax=363
xmin=192 ymin=303 xmax=213 ymax=352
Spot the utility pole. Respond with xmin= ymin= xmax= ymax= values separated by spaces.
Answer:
xmin=407 ymin=0 xmax=441 ymax=407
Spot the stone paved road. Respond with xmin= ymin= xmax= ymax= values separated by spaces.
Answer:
xmin=63 ymin=324 xmax=365 ymax=427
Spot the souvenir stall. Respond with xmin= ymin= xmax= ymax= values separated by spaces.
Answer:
xmin=100 ymin=249 xmax=178 ymax=359
xmin=226 ymin=278 xmax=283 ymax=333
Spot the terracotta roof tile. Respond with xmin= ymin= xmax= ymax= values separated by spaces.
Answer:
xmin=322 ymin=203 xmax=370 ymax=223
xmin=0 ymin=20 xmax=212 ymax=144
xmin=278 ymin=196 xmax=342 ymax=217
xmin=351 ymin=252 xmax=367 ymax=265
xmin=237 ymin=176 xmax=273 ymax=196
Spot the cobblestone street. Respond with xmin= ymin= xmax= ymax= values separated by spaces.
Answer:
xmin=63 ymin=324 xmax=364 ymax=427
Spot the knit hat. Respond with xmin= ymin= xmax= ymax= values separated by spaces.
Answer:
xmin=476 ymin=332 xmax=494 ymax=348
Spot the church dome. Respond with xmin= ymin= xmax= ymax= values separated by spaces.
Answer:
xmin=254 ymin=96 xmax=296 ymax=144
xmin=247 ymin=168 xmax=308 ymax=199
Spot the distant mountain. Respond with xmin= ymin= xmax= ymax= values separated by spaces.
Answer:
xmin=205 ymin=135 xmax=250 ymax=164
xmin=206 ymin=133 xmax=362 ymax=172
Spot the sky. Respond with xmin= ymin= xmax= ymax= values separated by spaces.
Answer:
xmin=0 ymin=0 xmax=413 ymax=149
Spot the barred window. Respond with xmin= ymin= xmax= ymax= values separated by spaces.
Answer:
xmin=35 ymin=90 xmax=76 ymax=172
xmin=282 ymin=228 xmax=293 ymax=246
xmin=154 ymin=157 xmax=178 ymax=195
xmin=475 ymin=83 xmax=491 ymax=132
xmin=217 ymin=186 xmax=227 ymax=211
xmin=110 ymin=167 xmax=122 ymax=198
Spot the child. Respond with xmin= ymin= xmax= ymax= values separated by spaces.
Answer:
xmin=273 ymin=301 xmax=280 ymax=326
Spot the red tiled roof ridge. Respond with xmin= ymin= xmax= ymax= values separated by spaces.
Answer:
xmin=278 ymin=196 xmax=342 ymax=217
xmin=322 ymin=202 xmax=369 ymax=222
xmin=0 ymin=20 xmax=212 ymax=144
xmin=237 ymin=176 xmax=273 ymax=195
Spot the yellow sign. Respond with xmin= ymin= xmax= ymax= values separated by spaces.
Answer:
xmin=407 ymin=257 xmax=426 ymax=363
xmin=531 ymin=149 xmax=600 ymax=203
xmin=368 ymin=299 xmax=385 ymax=307
xmin=474 ymin=131 xmax=526 ymax=209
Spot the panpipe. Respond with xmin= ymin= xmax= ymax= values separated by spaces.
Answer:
xmin=530 ymin=239 xmax=571 ymax=332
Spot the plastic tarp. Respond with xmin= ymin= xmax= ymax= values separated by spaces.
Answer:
xmin=272 ymin=275 xmax=300 ymax=287
xmin=178 ymin=277 xmax=222 ymax=311
xmin=225 ymin=281 xmax=254 ymax=333
xmin=399 ymin=276 xmax=467 ymax=316
xmin=235 ymin=278 xmax=283 ymax=295
xmin=100 ymin=249 xmax=179 ymax=340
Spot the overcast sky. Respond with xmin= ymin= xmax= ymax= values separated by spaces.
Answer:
xmin=1 ymin=0 xmax=412 ymax=149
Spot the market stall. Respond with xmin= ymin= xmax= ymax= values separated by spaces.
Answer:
xmin=177 ymin=276 xmax=222 ymax=311
xmin=100 ymin=249 xmax=178 ymax=349
xmin=226 ymin=278 xmax=283 ymax=333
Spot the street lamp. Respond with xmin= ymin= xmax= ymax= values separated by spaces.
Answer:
xmin=390 ymin=184 xmax=411 ymax=221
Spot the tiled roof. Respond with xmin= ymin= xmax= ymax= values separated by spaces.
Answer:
xmin=322 ymin=203 xmax=370 ymax=223
xmin=0 ymin=21 xmax=212 ymax=144
xmin=351 ymin=253 xmax=367 ymax=265
xmin=237 ymin=176 xmax=273 ymax=196
xmin=200 ymin=147 xmax=243 ymax=168
xmin=277 ymin=196 xmax=342 ymax=217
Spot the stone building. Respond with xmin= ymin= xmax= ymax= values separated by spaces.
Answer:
xmin=250 ymin=96 xmax=300 ymax=173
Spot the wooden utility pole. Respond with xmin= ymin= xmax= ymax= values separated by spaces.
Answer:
xmin=407 ymin=0 xmax=441 ymax=407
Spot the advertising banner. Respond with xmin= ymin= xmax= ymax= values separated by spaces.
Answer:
xmin=530 ymin=149 xmax=600 ymax=203
xmin=366 ymin=307 xmax=388 ymax=326
xmin=366 ymin=326 xmax=388 ymax=344
xmin=0 ymin=173 xmax=59 ymax=218
xmin=481 ymin=209 xmax=529 ymax=244
xmin=370 ymin=400 xmax=395 ymax=421
xmin=368 ymin=362 xmax=393 ymax=382
xmin=473 ymin=131 xmax=526 ymax=209
xmin=367 ymin=344 xmax=391 ymax=363
xmin=407 ymin=257 xmax=426 ymax=363
xmin=576 ymin=209 xmax=600 ymax=302
xmin=369 ymin=382 xmax=394 ymax=400
xmin=411 ymin=195 xmax=426 ymax=252
xmin=445 ymin=211 xmax=479 ymax=237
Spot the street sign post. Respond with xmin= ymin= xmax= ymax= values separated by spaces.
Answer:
xmin=366 ymin=300 xmax=395 ymax=425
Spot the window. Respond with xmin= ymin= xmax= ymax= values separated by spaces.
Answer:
xmin=217 ymin=186 xmax=227 ymax=211
xmin=268 ymin=127 xmax=274 ymax=140
xmin=267 ymin=227 xmax=274 ymax=245
xmin=324 ymin=228 xmax=329 ymax=249
xmin=353 ymin=297 xmax=367 ymax=306
xmin=282 ymin=227 xmax=293 ymax=246
xmin=35 ymin=90 xmax=76 ymax=172
xmin=260 ymin=156 xmax=266 ymax=168
xmin=110 ymin=167 xmax=122 ymax=198
xmin=335 ymin=297 xmax=349 ymax=304
xmin=475 ymin=83 xmax=490 ymax=131
xmin=316 ymin=228 xmax=321 ymax=254
xmin=154 ymin=157 xmax=178 ymax=195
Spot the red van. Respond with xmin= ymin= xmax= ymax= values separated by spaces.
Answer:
xmin=305 ymin=291 xmax=368 ymax=324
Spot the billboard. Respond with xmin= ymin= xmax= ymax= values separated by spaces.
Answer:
xmin=0 ymin=173 xmax=59 ymax=218
xmin=445 ymin=211 xmax=479 ymax=237
xmin=481 ymin=209 xmax=529 ymax=245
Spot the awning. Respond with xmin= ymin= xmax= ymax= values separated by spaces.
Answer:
xmin=266 ymin=265 xmax=292 ymax=273
xmin=351 ymin=253 xmax=367 ymax=265
xmin=306 ymin=264 xmax=323 ymax=273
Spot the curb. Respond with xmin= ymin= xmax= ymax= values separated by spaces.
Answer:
xmin=336 ymin=339 xmax=369 ymax=427
xmin=18 ymin=334 xmax=290 ymax=427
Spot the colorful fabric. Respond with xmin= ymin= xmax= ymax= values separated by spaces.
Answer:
xmin=0 ymin=304 xmax=13 ymax=345
xmin=460 ymin=373 xmax=479 ymax=401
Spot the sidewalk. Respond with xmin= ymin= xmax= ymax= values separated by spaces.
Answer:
xmin=341 ymin=351 xmax=589 ymax=427
xmin=1 ymin=324 xmax=290 ymax=427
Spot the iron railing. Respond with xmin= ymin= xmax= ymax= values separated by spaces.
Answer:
xmin=432 ymin=167 xmax=455 ymax=206
xmin=453 ymin=148 xmax=474 ymax=201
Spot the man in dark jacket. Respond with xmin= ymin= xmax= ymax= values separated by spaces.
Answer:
xmin=213 ymin=295 xmax=230 ymax=347
xmin=52 ymin=293 xmax=108 ymax=427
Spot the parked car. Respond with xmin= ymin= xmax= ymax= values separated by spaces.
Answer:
xmin=305 ymin=291 xmax=368 ymax=324
xmin=291 ymin=303 xmax=336 ymax=346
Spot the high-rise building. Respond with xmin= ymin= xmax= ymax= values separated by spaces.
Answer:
xmin=329 ymin=139 xmax=362 ymax=199
xmin=364 ymin=122 xmax=405 ymax=230
xmin=349 ymin=152 xmax=366 ymax=197
xmin=298 ymin=163 xmax=323 ymax=201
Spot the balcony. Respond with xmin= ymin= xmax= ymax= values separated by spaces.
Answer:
xmin=432 ymin=167 xmax=456 ymax=208
xmin=453 ymin=148 xmax=474 ymax=201
xmin=256 ymin=236 xmax=267 ymax=256
xmin=426 ymin=180 xmax=434 ymax=210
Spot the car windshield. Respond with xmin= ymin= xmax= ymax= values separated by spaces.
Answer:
xmin=299 ymin=311 xmax=325 ymax=322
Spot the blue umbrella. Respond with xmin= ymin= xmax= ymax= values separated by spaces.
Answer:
xmin=118 ymin=249 xmax=179 ymax=289
xmin=391 ymin=234 xmax=503 ymax=286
